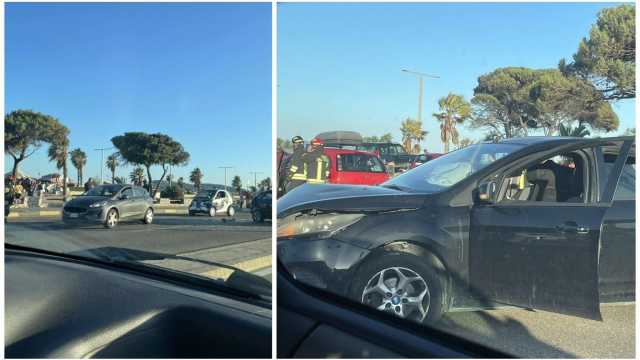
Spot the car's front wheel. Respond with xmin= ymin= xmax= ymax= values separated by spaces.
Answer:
xmin=252 ymin=209 xmax=263 ymax=223
xmin=208 ymin=207 xmax=216 ymax=217
xmin=104 ymin=208 xmax=119 ymax=229
xmin=142 ymin=208 xmax=153 ymax=224
xmin=351 ymin=252 xmax=445 ymax=324
xmin=227 ymin=205 xmax=235 ymax=217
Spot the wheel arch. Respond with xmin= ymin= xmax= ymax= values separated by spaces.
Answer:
xmin=350 ymin=240 xmax=454 ymax=312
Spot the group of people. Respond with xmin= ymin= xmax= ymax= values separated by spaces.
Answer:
xmin=283 ymin=136 xmax=331 ymax=193
xmin=4 ymin=176 xmax=48 ymax=219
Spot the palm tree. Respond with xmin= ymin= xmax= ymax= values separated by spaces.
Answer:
xmin=433 ymin=93 xmax=472 ymax=153
xmin=130 ymin=166 xmax=145 ymax=186
xmin=106 ymin=153 xmax=120 ymax=183
xmin=559 ymin=123 xmax=590 ymax=137
xmin=47 ymin=140 xmax=69 ymax=197
xmin=400 ymin=118 xmax=427 ymax=154
xmin=456 ymin=138 xmax=474 ymax=150
xmin=69 ymin=148 xmax=87 ymax=185
xmin=190 ymin=167 xmax=204 ymax=192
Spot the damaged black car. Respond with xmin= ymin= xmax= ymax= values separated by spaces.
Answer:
xmin=277 ymin=136 xmax=635 ymax=324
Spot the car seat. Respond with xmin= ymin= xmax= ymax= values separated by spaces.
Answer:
xmin=526 ymin=167 xmax=557 ymax=202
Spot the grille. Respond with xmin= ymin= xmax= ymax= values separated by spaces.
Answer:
xmin=64 ymin=206 xmax=86 ymax=214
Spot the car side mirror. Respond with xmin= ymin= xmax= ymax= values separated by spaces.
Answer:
xmin=476 ymin=181 xmax=497 ymax=203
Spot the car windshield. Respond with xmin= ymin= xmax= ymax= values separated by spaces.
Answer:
xmin=384 ymin=143 xmax=524 ymax=192
xmin=5 ymin=2 xmax=272 ymax=303
xmin=83 ymin=185 xmax=123 ymax=197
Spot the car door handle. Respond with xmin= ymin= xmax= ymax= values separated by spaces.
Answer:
xmin=556 ymin=222 xmax=590 ymax=235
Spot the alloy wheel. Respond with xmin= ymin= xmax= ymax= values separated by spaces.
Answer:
xmin=145 ymin=209 xmax=153 ymax=224
xmin=106 ymin=210 xmax=118 ymax=228
xmin=361 ymin=266 xmax=430 ymax=322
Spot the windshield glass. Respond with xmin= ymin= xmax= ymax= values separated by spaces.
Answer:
xmin=384 ymin=143 xmax=523 ymax=192
xmin=84 ymin=185 xmax=123 ymax=197
xmin=5 ymin=3 xmax=273 ymax=300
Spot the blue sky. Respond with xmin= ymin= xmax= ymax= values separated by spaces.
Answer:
xmin=278 ymin=2 xmax=635 ymax=153
xmin=5 ymin=3 xmax=271 ymax=187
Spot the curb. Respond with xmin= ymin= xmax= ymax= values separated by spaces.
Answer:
xmin=6 ymin=208 xmax=194 ymax=218
xmin=200 ymin=255 xmax=272 ymax=280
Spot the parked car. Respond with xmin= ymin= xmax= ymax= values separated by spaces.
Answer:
xmin=409 ymin=152 xmax=443 ymax=169
xmin=356 ymin=142 xmax=413 ymax=172
xmin=325 ymin=147 xmax=390 ymax=185
xmin=251 ymin=190 xmax=272 ymax=222
xmin=278 ymin=136 xmax=635 ymax=324
xmin=277 ymin=148 xmax=389 ymax=197
xmin=62 ymin=184 xmax=154 ymax=228
xmin=188 ymin=189 xmax=235 ymax=217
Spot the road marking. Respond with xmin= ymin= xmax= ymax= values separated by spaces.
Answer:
xmin=200 ymin=255 xmax=272 ymax=280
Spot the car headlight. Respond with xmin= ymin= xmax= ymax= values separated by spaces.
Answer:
xmin=89 ymin=201 xmax=108 ymax=208
xmin=277 ymin=213 xmax=364 ymax=238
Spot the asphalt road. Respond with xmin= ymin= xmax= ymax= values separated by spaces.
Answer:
xmin=437 ymin=303 xmax=635 ymax=358
xmin=5 ymin=213 xmax=270 ymax=255
xmin=5 ymin=212 xmax=271 ymax=279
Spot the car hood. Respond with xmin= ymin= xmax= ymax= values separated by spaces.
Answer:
xmin=65 ymin=196 xmax=111 ymax=207
xmin=278 ymin=184 xmax=429 ymax=217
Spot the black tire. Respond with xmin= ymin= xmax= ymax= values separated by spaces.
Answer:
xmin=227 ymin=205 xmax=236 ymax=217
xmin=188 ymin=211 xmax=195 ymax=216
xmin=208 ymin=207 xmax=216 ymax=217
xmin=104 ymin=208 xmax=119 ymax=229
xmin=142 ymin=208 xmax=154 ymax=224
xmin=252 ymin=209 xmax=264 ymax=223
xmin=350 ymin=252 xmax=446 ymax=325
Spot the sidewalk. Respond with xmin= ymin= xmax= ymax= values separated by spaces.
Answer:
xmin=141 ymin=238 xmax=272 ymax=280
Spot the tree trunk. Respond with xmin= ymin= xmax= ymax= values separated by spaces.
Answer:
xmin=145 ymin=166 xmax=154 ymax=196
xmin=12 ymin=158 xmax=20 ymax=179
xmin=62 ymin=159 xmax=68 ymax=198
xmin=153 ymin=168 xmax=168 ymax=199
xmin=79 ymin=167 xmax=83 ymax=186
xmin=443 ymin=118 xmax=450 ymax=153
xmin=112 ymin=169 xmax=116 ymax=183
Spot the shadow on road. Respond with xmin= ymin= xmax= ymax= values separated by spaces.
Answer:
xmin=429 ymin=273 xmax=578 ymax=358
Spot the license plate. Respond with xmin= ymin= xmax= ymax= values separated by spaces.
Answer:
xmin=69 ymin=213 xmax=79 ymax=218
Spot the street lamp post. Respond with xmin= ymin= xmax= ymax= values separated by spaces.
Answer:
xmin=249 ymin=171 xmax=262 ymax=189
xmin=218 ymin=166 xmax=233 ymax=191
xmin=94 ymin=146 xmax=113 ymax=185
xmin=401 ymin=69 xmax=440 ymax=123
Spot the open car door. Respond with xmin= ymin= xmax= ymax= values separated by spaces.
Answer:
xmin=467 ymin=143 xmax=631 ymax=321
xmin=470 ymin=203 xmax=606 ymax=320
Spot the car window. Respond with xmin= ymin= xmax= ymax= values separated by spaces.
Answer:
xmin=614 ymin=159 xmax=635 ymax=201
xmin=121 ymin=188 xmax=134 ymax=198
xmin=216 ymin=191 xmax=226 ymax=199
xmin=600 ymin=144 xmax=635 ymax=201
xmin=500 ymin=150 xmax=588 ymax=203
xmin=338 ymin=154 xmax=385 ymax=173
xmin=84 ymin=185 xmax=122 ymax=197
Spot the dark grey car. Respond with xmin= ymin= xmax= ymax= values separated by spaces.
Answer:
xmin=62 ymin=184 xmax=155 ymax=228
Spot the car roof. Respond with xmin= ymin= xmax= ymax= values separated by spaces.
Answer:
xmin=324 ymin=147 xmax=379 ymax=156
xmin=498 ymin=136 xmax=633 ymax=146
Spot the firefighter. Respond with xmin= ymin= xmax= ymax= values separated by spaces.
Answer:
xmin=285 ymin=135 xmax=308 ymax=192
xmin=306 ymin=137 xmax=331 ymax=184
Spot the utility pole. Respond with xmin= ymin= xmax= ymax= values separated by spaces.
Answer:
xmin=94 ymin=146 xmax=113 ymax=185
xmin=218 ymin=166 xmax=233 ymax=191
xmin=249 ymin=171 xmax=263 ymax=189
xmin=401 ymin=69 xmax=439 ymax=123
